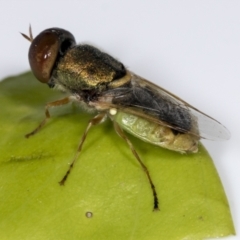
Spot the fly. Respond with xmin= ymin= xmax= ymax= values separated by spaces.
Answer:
xmin=21 ymin=26 xmax=230 ymax=211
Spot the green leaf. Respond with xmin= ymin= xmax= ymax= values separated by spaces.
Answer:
xmin=0 ymin=72 xmax=235 ymax=240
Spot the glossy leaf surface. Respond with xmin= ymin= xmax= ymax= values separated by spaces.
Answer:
xmin=0 ymin=72 xmax=235 ymax=239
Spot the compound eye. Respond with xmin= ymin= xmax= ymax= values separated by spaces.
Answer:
xmin=28 ymin=28 xmax=76 ymax=83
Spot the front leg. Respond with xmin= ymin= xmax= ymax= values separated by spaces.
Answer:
xmin=25 ymin=97 xmax=71 ymax=138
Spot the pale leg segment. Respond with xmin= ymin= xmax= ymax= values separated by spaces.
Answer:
xmin=59 ymin=112 xmax=107 ymax=185
xmin=113 ymin=121 xmax=159 ymax=211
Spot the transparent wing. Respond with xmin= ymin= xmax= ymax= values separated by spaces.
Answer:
xmin=99 ymin=72 xmax=230 ymax=140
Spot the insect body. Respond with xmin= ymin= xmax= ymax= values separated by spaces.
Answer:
xmin=21 ymin=27 xmax=230 ymax=211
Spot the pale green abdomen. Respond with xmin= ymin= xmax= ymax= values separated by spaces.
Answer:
xmin=112 ymin=111 xmax=199 ymax=153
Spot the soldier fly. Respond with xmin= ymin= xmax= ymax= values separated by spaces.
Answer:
xmin=21 ymin=26 xmax=230 ymax=211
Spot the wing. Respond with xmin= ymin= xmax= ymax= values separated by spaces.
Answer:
xmin=99 ymin=72 xmax=230 ymax=140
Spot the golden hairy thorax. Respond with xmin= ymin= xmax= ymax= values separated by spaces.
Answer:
xmin=53 ymin=44 xmax=127 ymax=91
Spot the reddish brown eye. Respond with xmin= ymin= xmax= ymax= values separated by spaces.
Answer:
xmin=28 ymin=28 xmax=76 ymax=83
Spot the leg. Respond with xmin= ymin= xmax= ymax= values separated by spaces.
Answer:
xmin=25 ymin=97 xmax=71 ymax=138
xmin=59 ymin=112 xmax=107 ymax=185
xmin=113 ymin=121 xmax=159 ymax=211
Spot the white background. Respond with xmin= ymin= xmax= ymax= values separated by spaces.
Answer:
xmin=0 ymin=1 xmax=239 ymax=239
